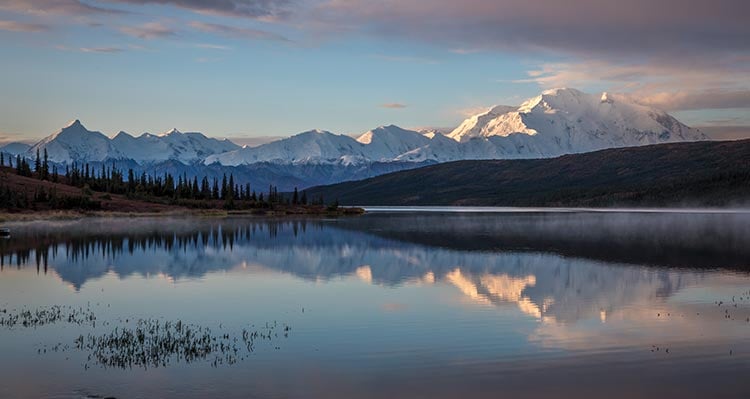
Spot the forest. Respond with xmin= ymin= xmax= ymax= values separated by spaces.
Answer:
xmin=0 ymin=149 xmax=331 ymax=212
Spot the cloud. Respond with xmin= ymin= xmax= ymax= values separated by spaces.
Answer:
xmin=0 ymin=20 xmax=48 ymax=32
xmin=311 ymin=0 xmax=749 ymax=59
xmin=516 ymin=60 xmax=748 ymax=91
xmin=195 ymin=56 xmax=222 ymax=63
xmin=0 ymin=0 xmax=124 ymax=16
xmin=0 ymin=131 xmax=36 ymax=145
xmin=189 ymin=21 xmax=290 ymax=42
xmin=633 ymin=90 xmax=750 ymax=111
xmin=310 ymin=0 xmax=749 ymax=118
xmin=381 ymin=103 xmax=406 ymax=109
xmin=456 ymin=105 xmax=493 ymax=117
xmin=694 ymin=125 xmax=750 ymax=140
xmin=103 ymin=0 xmax=292 ymax=20
xmin=513 ymin=60 xmax=750 ymax=111
xmin=120 ymin=21 xmax=175 ymax=39
xmin=195 ymin=43 xmax=232 ymax=50
xmin=79 ymin=46 xmax=125 ymax=53
xmin=370 ymin=54 xmax=439 ymax=64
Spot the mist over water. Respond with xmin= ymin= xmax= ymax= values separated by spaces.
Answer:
xmin=1 ymin=212 xmax=749 ymax=398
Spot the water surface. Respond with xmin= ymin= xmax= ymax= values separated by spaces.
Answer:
xmin=1 ymin=212 xmax=749 ymax=398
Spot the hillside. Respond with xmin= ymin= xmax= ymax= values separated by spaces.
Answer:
xmin=305 ymin=140 xmax=750 ymax=207
xmin=0 ymin=165 xmax=361 ymax=218
xmin=0 ymin=167 xmax=180 ymax=213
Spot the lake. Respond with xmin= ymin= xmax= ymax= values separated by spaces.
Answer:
xmin=1 ymin=210 xmax=750 ymax=398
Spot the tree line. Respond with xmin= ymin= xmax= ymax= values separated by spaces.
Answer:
xmin=0 ymin=149 xmax=326 ymax=211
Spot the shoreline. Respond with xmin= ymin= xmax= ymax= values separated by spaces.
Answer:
xmin=0 ymin=206 xmax=366 ymax=222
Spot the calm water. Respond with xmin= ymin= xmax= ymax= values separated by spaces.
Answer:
xmin=1 ymin=211 xmax=750 ymax=398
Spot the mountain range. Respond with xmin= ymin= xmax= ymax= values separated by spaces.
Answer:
xmin=0 ymin=88 xmax=710 ymax=190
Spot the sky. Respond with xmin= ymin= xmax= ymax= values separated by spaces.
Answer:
xmin=0 ymin=0 xmax=748 ymax=144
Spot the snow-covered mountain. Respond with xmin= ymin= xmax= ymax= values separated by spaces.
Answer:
xmin=19 ymin=88 xmax=711 ymax=189
xmin=355 ymin=125 xmax=432 ymax=161
xmin=28 ymin=120 xmax=239 ymax=164
xmin=205 ymin=125 xmax=435 ymax=166
xmin=111 ymin=128 xmax=239 ymax=164
xmin=205 ymin=129 xmax=370 ymax=166
xmin=206 ymin=88 xmax=708 ymax=167
xmin=445 ymin=88 xmax=705 ymax=154
xmin=0 ymin=142 xmax=32 ymax=155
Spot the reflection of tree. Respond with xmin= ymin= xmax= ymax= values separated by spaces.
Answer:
xmin=0 ymin=216 xmax=715 ymax=323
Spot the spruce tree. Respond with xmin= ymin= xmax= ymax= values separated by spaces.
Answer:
xmin=221 ymin=174 xmax=228 ymax=200
xmin=42 ymin=148 xmax=49 ymax=180
xmin=35 ymin=149 xmax=41 ymax=178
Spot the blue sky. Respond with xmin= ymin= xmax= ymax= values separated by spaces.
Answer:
xmin=0 ymin=0 xmax=748 ymax=143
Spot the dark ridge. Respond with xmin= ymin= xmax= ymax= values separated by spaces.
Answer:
xmin=305 ymin=140 xmax=750 ymax=207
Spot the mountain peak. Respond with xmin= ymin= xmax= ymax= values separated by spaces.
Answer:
xmin=64 ymin=119 xmax=84 ymax=129
xmin=448 ymin=88 xmax=707 ymax=146
xmin=113 ymin=131 xmax=133 ymax=140
xmin=302 ymin=129 xmax=329 ymax=135
xmin=541 ymin=87 xmax=583 ymax=97
xmin=162 ymin=128 xmax=181 ymax=136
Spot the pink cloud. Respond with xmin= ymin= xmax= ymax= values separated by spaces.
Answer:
xmin=0 ymin=19 xmax=48 ymax=32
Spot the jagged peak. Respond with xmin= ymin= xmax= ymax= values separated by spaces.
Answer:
xmin=161 ymin=128 xmax=181 ymax=136
xmin=46 ymin=119 xmax=93 ymax=141
xmin=65 ymin=119 xmax=83 ymax=129
xmin=113 ymin=131 xmax=133 ymax=139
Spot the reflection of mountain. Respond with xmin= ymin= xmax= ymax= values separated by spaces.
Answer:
xmin=333 ymin=212 xmax=750 ymax=269
xmin=1 ymin=214 xmax=745 ymax=322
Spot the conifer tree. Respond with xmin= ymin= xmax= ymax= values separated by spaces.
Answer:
xmin=42 ymin=148 xmax=49 ymax=180
xmin=34 ymin=149 xmax=41 ymax=177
